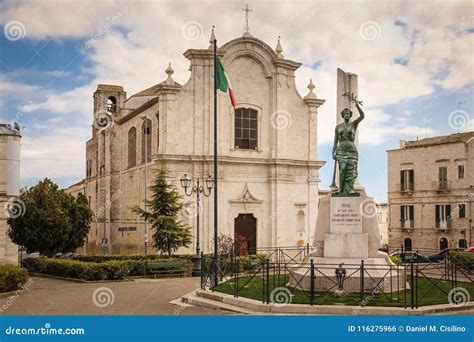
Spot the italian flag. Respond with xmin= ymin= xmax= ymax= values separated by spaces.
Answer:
xmin=216 ymin=57 xmax=236 ymax=108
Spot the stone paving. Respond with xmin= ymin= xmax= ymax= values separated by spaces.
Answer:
xmin=0 ymin=276 xmax=230 ymax=315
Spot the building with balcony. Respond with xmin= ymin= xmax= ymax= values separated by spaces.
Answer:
xmin=387 ymin=131 xmax=474 ymax=251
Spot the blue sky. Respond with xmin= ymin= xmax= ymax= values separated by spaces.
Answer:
xmin=0 ymin=0 xmax=472 ymax=203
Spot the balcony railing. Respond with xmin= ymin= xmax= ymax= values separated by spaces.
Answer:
xmin=432 ymin=180 xmax=451 ymax=192
xmin=435 ymin=219 xmax=452 ymax=229
xmin=397 ymin=183 xmax=414 ymax=193
xmin=400 ymin=220 xmax=414 ymax=228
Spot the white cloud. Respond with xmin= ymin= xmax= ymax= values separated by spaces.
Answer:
xmin=1 ymin=0 xmax=472 ymax=186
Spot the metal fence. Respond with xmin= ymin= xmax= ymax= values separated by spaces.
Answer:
xmin=201 ymin=248 xmax=473 ymax=309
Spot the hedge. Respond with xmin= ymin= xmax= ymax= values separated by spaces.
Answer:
xmin=21 ymin=258 xmax=144 ymax=281
xmin=449 ymin=251 xmax=474 ymax=271
xmin=21 ymin=257 xmax=193 ymax=280
xmin=70 ymin=254 xmax=195 ymax=263
xmin=0 ymin=264 xmax=28 ymax=293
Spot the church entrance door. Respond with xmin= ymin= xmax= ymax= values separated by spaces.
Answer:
xmin=234 ymin=214 xmax=257 ymax=255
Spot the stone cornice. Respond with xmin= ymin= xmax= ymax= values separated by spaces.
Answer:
xmin=155 ymin=154 xmax=326 ymax=168
xmin=272 ymin=58 xmax=301 ymax=71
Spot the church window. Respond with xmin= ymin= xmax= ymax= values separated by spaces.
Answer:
xmin=141 ymin=118 xmax=152 ymax=163
xmin=128 ymin=127 xmax=137 ymax=168
xmin=234 ymin=108 xmax=258 ymax=149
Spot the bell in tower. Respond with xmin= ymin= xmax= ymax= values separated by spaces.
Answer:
xmin=92 ymin=84 xmax=126 ymax=130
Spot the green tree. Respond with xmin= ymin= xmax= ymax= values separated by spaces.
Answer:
xmin=7 ymin=178 xmax=93 ymax=257
xmin=133 ymin=168 xmax=192 ymax=257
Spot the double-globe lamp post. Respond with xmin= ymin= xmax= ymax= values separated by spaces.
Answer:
xmin=180 ymin=174 xmax=214 ymax=277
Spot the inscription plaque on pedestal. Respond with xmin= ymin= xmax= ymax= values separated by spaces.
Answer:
xmin=330 ymin=197 xmax=362 ymax=233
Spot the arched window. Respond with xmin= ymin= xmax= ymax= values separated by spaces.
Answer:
xmin=107 ymin=96 xmax=117 ymax=114
xmin=439 ymin=237 xmax=448 ymax=251
xmin=141 ymin=118 xmax=152 ymax=163
xmin=128 ymin=127 xmax=137 ymax=168
xmin=458 ymin=239 xmax=467 ymax=249
xmin=404 ymin=238 xmax=412 ymax=252
xmin=297 ymin=211 xmax=305 ymax=233
xmin=234 ymin=107 xmax=258 ymax=149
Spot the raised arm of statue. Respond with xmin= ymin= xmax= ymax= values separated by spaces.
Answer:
xmin=352 ymin=101 xmax=365 ymax=128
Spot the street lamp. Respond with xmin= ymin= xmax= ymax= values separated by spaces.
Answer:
xmin=180 ymin=173 xmax=214 ymax=276
xmin=140 ymin=115 xmax=149 ymax=255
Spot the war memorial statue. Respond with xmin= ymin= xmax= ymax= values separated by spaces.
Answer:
xmin=331 ymin=93 xmax=364 ymax=197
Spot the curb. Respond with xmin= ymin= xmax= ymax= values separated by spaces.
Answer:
xmin=186 ymin=289 xmax=474 ymax=315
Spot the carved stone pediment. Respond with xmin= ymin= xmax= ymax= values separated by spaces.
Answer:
xmin=229 ymin=183 xmax=263 ymax=204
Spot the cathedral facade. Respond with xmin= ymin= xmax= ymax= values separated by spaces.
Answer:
xmin=70 ymin=31 xmax=326 ymax=254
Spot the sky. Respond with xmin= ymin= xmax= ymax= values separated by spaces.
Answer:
xmin=0 ymin=0 xmax=473 ymax=203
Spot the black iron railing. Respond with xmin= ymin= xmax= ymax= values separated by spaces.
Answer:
xmin=201 ymin=247 xmax=473 ymax=309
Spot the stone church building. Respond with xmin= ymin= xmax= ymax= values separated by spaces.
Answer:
xmin=68 ymin=30 xmax=326 ymax=254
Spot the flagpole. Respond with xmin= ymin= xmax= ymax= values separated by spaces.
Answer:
xmin=213 ymin=35 xmax=218 ymax=288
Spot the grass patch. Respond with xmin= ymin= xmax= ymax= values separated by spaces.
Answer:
xmin=214 ymin=273 xmax=474 ymax=307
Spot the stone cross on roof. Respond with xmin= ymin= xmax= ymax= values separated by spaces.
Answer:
xmin=242 ymin=4 xmax=253 ymax=37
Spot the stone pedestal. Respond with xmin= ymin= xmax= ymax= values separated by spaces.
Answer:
xmin=289 ymin=193 xmax=407 ymax=293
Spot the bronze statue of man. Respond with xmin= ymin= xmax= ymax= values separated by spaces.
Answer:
xmin=332 ymin=99 xmax=364 ymax=197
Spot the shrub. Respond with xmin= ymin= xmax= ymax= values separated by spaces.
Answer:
xmin=70 ymin=254 xmax=194 ymax=263
xmin=21 ymin=258 xmax=143 ymax=281
xmin=0 ymin=264 xmax=28 ymax=293
xmin=21 ymin=257 xmax=193 ymax=280
xmin=449 ymin=251 xmax=474 ymax=271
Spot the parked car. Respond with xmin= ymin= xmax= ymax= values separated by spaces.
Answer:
xmin=428 ymin=248 xmax=465 ymax=262
xmin=390 ymin=250 xmax=430 ymax=263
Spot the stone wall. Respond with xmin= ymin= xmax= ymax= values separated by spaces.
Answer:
xmin=387 ymin=136 xmax=473 ymax=251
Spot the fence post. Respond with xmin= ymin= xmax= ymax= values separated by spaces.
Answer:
xmin=410 ymin=262 xmax=414 ymax=309
xmin=200 ymin=252 xmax=205 ymax=289
xmin=262 ymin=256 xmax=266 ymax=303
xmin=235 ymin=258 xmax=239 ymax=297
xmin=360 ymin=260 xmax=365 ymax=306
xmin=266 ymin=258 xmax=270 ymax=304
xmin=415 ymin=263 xmax=418 ymax=309
xmin=306 ymin=243 xmax=310 ymax=255
xmin=310 ymin=259 xmax=315 ymax=306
